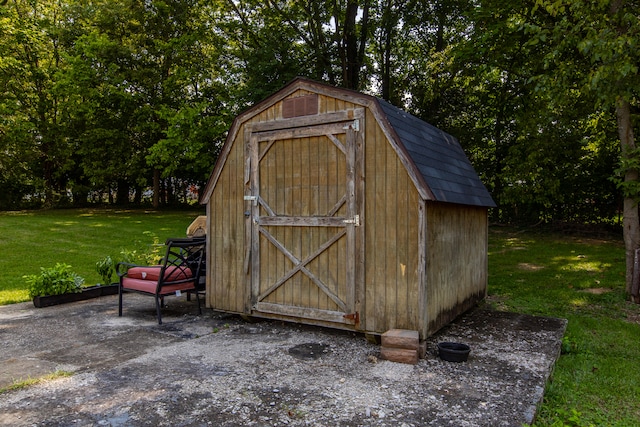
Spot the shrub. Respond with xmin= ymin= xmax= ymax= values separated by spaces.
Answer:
xmin=24 ymin=263 xmax=85 ymax=298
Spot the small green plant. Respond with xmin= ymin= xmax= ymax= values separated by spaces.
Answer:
xmin=119 ymin=231 xmax=164 ymax=266
xmin=95 ymin=256 xmax=114 ymax=285
xmin=24 ymin=263 xmax=85 ymax=298
xmin=561 ymin=335 xmax=579 ymax=355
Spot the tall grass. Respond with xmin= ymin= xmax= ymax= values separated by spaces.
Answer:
xmin=0 ymin=208 xmax=203 ymax=304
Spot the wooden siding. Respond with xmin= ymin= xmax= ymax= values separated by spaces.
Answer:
xmin=206 ymin=83 xmax=488 ymax=339
xmin=425 ymin=202 xmax=488 ymax=335
xmin=207 ymin=123 xmax=246 ymax=313
xmin=363 ymin=109 xmax=421 ymax=335
xmin=207 ymin=90 xmax=361 ymax=318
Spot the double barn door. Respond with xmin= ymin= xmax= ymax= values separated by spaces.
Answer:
xmin=245 ymin=110 xmax=364 ymax=327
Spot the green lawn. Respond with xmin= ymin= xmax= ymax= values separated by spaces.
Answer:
xmin=0 ymin=208 xmax=204 ymax=304
xmin=488 ymin=228 xmax=640 ymax=426
xmin=0 ymin=210 xmax=638 ymax=425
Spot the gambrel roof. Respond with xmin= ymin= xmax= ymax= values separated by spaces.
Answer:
xmin=202 ymin=77 xmax=495 ymax=208
xmin=375 ymin=98 xmax=496 ymax=208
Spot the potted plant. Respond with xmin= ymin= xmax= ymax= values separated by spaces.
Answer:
xmin=25 ymin=263 xmax=87 ymax=307
xmin=95 ymin=256 xmax=119 ymax=296
xmin=25 ymin=262 xmax=117 ymax=308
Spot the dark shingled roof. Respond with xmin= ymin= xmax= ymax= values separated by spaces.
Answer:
xmin=377 ymin=98 xmax=496 ymax=208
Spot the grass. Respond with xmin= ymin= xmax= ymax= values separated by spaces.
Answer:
xmin=488 ymin=227 xmax=640 ymax=426
xmin=0 ymin=208 xmax=204 ymax=304
xmin=0 ymin=210 xmax=638 ymax=425
xmin=0 ymin=370 xmax=73 ymax=394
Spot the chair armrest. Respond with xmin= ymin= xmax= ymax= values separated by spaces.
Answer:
xmin=116 ymin=262 xmax=142 ymax=277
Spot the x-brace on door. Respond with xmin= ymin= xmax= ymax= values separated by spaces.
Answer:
xmin=245 ymin=110 xmax=364 ymax=326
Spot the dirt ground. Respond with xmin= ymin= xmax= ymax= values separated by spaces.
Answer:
xmin=0 ymin=294 xmax=566 ymax=426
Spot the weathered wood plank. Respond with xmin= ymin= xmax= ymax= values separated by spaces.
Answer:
xmin=396 ymin=153 xmax=410 ymax=329
xmin=354 ymin=109 xmax=366 ymax=329
xmin=243 ymin=126 xmax=252 ymax=312
xmin=368 ymin=100 xmax=433 ymax=201
xmin=368 ymin=116 xmax=387 ymax=333
xmin=425 ymin=203 xmax=488 ymax=335
xmin=255 ymin=302 xmax=351 ymax=324
xmin=250 ymin=133 xmax=260 ymax=308
xmin=250 ymin=111 xmax=353 ymax=132
xmin=418 ymin=199 xmax=428 ymax=339
xmin=385 ymin=131 xmax=399 ymax=330
xmin=257 ymin=216 xmax=348 ymax=227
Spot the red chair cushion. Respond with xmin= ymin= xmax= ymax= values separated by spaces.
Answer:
xmin=122 ymin=277 xmax=196 ymax=294
xmin=126 ymin=266 xmax=192 ymax=282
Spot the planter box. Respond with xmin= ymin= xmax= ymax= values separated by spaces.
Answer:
xmin=32 ymin=284 xmax=119 ymax=308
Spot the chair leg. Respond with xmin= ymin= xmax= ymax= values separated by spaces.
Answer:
xmin=195 ymin=291 xmax=202 ymax=315
xmin=118 ymin=283 xmax=123 ymax=317
xmin=155 ymin=295 xmax=163 ymax=325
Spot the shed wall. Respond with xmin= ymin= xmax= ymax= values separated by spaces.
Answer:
xmin=363 ymin=109 xmax=421 ymax=335
xmin=206 ymin=87 xmax=486 ymax=339
xmin=425 ymin=202 xmax=488 ymax=335
xmin=207 ymin=123 xmax=246 ymax=313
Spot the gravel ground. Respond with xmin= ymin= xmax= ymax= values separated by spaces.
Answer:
xmin=0 ymin=294 xmax=566 ymax=426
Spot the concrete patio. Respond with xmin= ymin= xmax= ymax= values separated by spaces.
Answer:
xmin=0 ymin=294 xmax=566 ymax=426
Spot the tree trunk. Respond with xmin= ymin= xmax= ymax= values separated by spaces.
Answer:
xmin=116 ymin=179 xmax=130 ymax=205
xmin=153 ymin=169 xmax=160 ymax=209
xmin=617 ymin=98 xmax=639 ymax=302
xmin=341 ymin=0 xmax=370 ymax=90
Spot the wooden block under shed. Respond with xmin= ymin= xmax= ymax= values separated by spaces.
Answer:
xmin=381 ymin=329 xmax=419 ymax=350
xmin=380 ymin=347 xmax=419 ymax=365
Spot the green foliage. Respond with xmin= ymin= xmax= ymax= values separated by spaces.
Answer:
xmin=118 ymin=231 xmax=164 ymax=266
xmin=0 ymin=0 xmax=229 ymax=208
xmin=612 ymin=146 xmax=640 ymax=200
xmin=24 ymin=263 xmax=85 ymax=298
xmin=95 ymin=256 xmax=114 ymax=285
xmin=560 ymin=335 xmax=580 ymax=355
xmin=0 ymin=0 xmax=636 ymax=220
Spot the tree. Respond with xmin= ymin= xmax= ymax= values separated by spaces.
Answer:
xmin=0 ymin=0 xmax=74 ymax=206
xmin=214 ymin=0 xmax=376 ymax=105
xmin=531 ymin=0 xmax=639 ymax=299
xmin=57 ymin=0 xmax=227 ymax=206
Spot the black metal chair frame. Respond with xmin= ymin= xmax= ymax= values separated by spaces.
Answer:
xmin=116 ymin=237 xmax=206 ymax=324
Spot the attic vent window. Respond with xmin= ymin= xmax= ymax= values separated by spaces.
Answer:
xmin=282 ymin=94 xmax=318 ymax=118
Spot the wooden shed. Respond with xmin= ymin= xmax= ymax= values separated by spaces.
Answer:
xmin=201 ymin=78 xmax=495 ymax=339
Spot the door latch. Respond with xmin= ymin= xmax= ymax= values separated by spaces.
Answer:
xmin=244 ymin=195 xmax=258 ymax=206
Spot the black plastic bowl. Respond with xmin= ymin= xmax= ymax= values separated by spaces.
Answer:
xmin=438 ymin=342 xmax=470 ymax=362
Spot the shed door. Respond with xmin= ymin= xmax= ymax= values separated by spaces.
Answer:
xmin=246 ymin=112 xmax=363 ymax=327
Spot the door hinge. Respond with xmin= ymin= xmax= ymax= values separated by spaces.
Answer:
xmin=343 ymin=119 xmax=360 ymax=132
xmin=343 ymin=312 xmax=359 ymax=324
xmin=343 ymin=214 xmax=360 ymax=227
xmin=244 ymin=195 xmax=258 ymax=206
